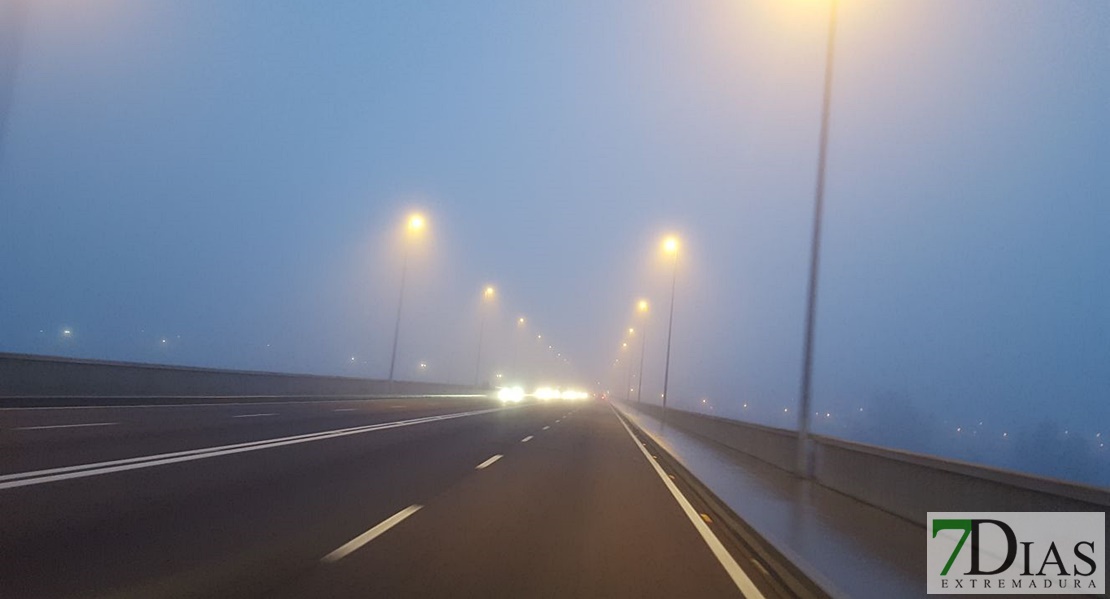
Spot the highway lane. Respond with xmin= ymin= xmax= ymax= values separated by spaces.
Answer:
xmin=0 ymin=398 xmax=774 ymax=598
xmin=0 ymin=396 xmax=495 ymax=474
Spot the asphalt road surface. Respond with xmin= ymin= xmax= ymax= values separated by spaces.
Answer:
xmin=0 ymin=396 xmax=778 ymax=598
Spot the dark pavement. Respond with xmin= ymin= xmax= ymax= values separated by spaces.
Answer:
xmin=0 ymin=397 xmax=774 ymax=598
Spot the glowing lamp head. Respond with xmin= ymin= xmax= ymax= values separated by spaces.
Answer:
xmin=628 ymin=328 xmax=635 ymax=335
xmin=637 ymin=299 xmax=649 ymax=312
xmin=518 ymin=317 xmax=526 ymax=325
xmin=662 ymin=236 xmax=679 ymax=255
xmin=407 ymin=213 xmax=426 ymax=232
xmin=483 ymin=286 xmax=496 ymax=299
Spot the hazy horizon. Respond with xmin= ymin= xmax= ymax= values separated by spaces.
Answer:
xmin=2 ymin=0 xmax=1107 ymax=487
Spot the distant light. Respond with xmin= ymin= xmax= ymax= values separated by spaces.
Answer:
xmin=537 ymin=334 xmax=542 ymax=340
xmin=62 ymin=329 xmax=72 ymax=337
xmin=701 ymin=398 xmax=707 ymax=404
xmin=419 ymin=362 xmax=427 ymax=369
xmin=628 ymin=328 xmax=635 ymax=335
xmin=662 ymin=236 xmax=679 ymax=255
xmin=957 ymin=427 xmax=961 ymax=432
xmin=518 ymin=317 xmax=526 ymax=325
xmin=408 ymin=213 xmax=425 ymax=232
xmin=498 ymin=386 xmax=525 ymax=403
xmin=742 ymin=403 xmax=748 ymax=408
xmin=161 ymin=338 xmax=167 ymax=344
xmin=483 ymin=286 xmax=496 ymax=299
xmin=350 ymin=356 xmax=356 ymax=361
xmin=637 ymin=299 xmax=649 ymax=312
xmin=560 ymin=389 xmax=588 ymax=401
xmin=495 ymin=373 xmax=503 ymax=379
xmin=784 ymin=408 xmax=789 ymax=413
xmin=621 ymin=342 xmax=627 ymax=348
xmin=825 ymin=412 xmax=830 ymax=418
xmin=1003 ymin=432 xmax=1008 ymax=438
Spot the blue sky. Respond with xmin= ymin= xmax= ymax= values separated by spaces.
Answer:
xmin=1 ymin=1 xmax=1107 ymax=483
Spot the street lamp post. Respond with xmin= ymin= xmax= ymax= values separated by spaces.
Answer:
xmin=388 ymin=213 xmax=425 ymax=383
xmin=797 ymin=0 xmax=840 ymax=478
xmin=512 ymin=316 xmax=526 ymax=379
xmin=0 ymin=0 xmax=28 ymax=162
xmin=622 ymin=339 xmax=632 ymax=402
xmin=661 ymin=237 xmax=679 ymax=412
xmin=636 ymin=300 xmax=649 ymax=403
xmin=474 ymin=285 xmax=495 ymax=386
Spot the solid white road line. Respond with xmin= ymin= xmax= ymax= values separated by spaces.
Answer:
xmin=611 ymin=406 xmax=765 ymax=599
xmin=12 ymin=422 xmax=118 ymax=431
xmin=521 ymin=436 xmax=533 ymax=443
xmin=321 ymin=504 xmax=423 ymax=563
xmin=0 ymin=408 xmax=503 ymax=491
xmin=475 ymin=454 xmax=503 ymax=469
xmin=232 ymin=413 xmax=276 ymax=418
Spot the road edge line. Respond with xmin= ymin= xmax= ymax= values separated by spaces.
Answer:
xmin=610 ymin=404 xmax=765 ymax=599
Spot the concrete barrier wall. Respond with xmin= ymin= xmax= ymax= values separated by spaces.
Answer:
xmin=812 ymin=436 xmax=1110 ymax=525
xmin=0 ymin=353 xmax=484 ymax=399
xmin=626 ymin=403 xmax=1110 ymax=527
xmin=632 ymin=402 xmax=798 ymax=473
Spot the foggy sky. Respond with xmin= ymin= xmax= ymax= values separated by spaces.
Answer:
xmin=1 ymin=1 xmax=1107 ymax=485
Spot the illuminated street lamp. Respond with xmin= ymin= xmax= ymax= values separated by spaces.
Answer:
xmin=510 ymin=316 xmax=527 ymax=377
xmin=623 ymin=331 xmax=636 ymax=402
xmin=388 ymin=212 xmax=427 ymax=383
xmin=634 ymin=299 xmax=649 ymax=403
xmin=475 ymin=285 xmax=496 ymax=386
xmin=798 ymin=0 xmax=840 ymax=478
xmin=660 ymin=236 xmax=679 ymax=413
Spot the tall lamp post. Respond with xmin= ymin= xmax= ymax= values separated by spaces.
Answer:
xmin=622 ymin=339 xmax=632 ymax=402
xmin=660 ymin=236 xmax=679 ymax=412
xmin=797 ymin=0 xmax=840 ymax=478
xmin=635 ymin=299 xmax=649 ymax=403
xmin=474 ymin=285 xmax=496 ymax=386
xmin=0 ymin=0 xmax=28 ymax=162
xmin=388 ymin=213 xmax=425 ymax=383
xmin=512 ymin=316 xmax=526 ymax=380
